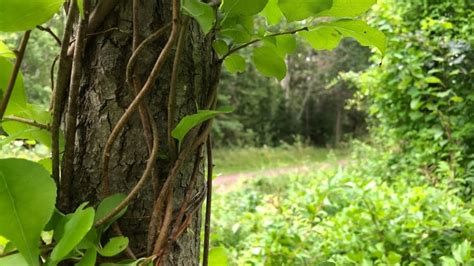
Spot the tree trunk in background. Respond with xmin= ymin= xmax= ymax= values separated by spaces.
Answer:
xmin=67 ymin=1 xmax=215 ymax=264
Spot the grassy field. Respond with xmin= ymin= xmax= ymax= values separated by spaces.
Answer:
xmin=213 ymin=144 xmax=348 ymax=175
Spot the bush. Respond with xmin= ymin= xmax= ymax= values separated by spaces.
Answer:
xmin=211 ymin=143 xmax=474 ymax=265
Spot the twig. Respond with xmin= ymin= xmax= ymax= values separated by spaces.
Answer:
xmin=2 ymin=115 xmax=51 ymax=131
xmin=167 ymin=18 xmax=189 ymax=161
xmin=51 ymin=1 xmax=77 ymax=188
xmin=100 ymin=3 xmax=179 ymax=196
xmin=202 ymin=136 xmax=213 ymax=266
xmin=0 ymin=30 xmax=31 ymax=120
xmin=36 ymin=25 xmax=62 ymax=46
xmin=60 ymin=0 xmax=90 ymax=211
xmin=219 ymin=27 xmax=309 ymax=61
xmin=95 ymin=111 xmax=160 ymax=227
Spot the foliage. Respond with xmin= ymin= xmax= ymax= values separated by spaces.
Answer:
xmin=211 ymin=142 xmax=474 ymax=265
xmin=347 ymin=0 xmax=474 ymax=199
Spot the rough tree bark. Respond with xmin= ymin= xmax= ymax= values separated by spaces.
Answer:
xmin=67 ymin=1 xmax=216 ymax=264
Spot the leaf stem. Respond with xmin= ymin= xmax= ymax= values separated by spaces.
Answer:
xmin=2 ymin=115 xmax=51 ymax=131
xmin=220 ymin=27 xmax=308 ymax=61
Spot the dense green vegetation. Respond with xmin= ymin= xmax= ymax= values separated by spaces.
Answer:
xmin=212 ymin=142 xmax=473 ymax=265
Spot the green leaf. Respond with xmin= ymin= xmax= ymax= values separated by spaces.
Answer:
xmin=0 ymin=253 xmax=29 ymax=266
xmin=0 ymin=159 xmax=56 ymax=266
xmin=50 ymin=204 xmax=95 ymax=263
xmin=224 ymin=54 xmax=246 ymax=73
xmin=0 ymin=57 xmax=27 ymax=115
xmin=278 ymin=0 xmax=332 ymax=22
xmin=317 ymin=0 xmax=376 ymax=17
xmin=260 ymin=0 xmax=283 ymax=25
xmin=98 ymin=237 xmax=129 ymax=257
xmin=452 ymin=240 xmax=471 ymax=263
xmin=172 ymin=107 xmax=234 ymax=148
xmin=275 ymin=35 xmax=297 ymax=55
xmin=94 ymin=193 xmax=127 ymax=224
xmin=424 ymin=76 xmax=443 ymax=84
xmin=213 ymin=40 xmax=229 ymax=57
xmin=221 ymin=0 xmax=269 ymax=17
xmin=209 ymin=246 xmax=228 ymax=266
xmin=252 ymin=44 xmax=287 ymax=80
xmin=219 ymin=16 xmax=253 ymax=44
xmin=440 ymin=257 xmax=457 ymax=266
xmin=300 ymin=19 xmax=386 ymax=54
xmin=0 ymin=0 xmax=64 ymax=32
xmin=75 ymin=248 xmax=97 ymax=266
xmin=0 ymin=41 xmax=15 ymax=58
xmin=182 ymin=0 xmax=216 ymax=34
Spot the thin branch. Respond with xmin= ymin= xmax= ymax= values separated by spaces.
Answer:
xmin=220 ymin=27 xmax=309 ymax=61
xmin=94 ymin=111 xmax=160 ymax=227
xmin=202 ymin=136 xmax=213 ymax=266
xmin=36 ymin=25 xmax=62 ymax=46
xmin=2 ymin=115 xmax=51 ymax=131
xmin=167 ymin=18 xmax=189 ymax=161
xmin=100 ymin=7 xmax=179 ymax=196
xmin=51 ymin=0 xmax=77 ymax=188
xmin=0 ymin=30 xmax=31 ymax=120
xmin=60 ymin=0 xmax=90 ymax=211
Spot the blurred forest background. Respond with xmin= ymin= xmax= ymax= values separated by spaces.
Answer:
xmin=1 ymin=0 xmax=473 ymax=265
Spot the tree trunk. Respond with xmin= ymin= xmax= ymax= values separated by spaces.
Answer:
xmin=68 ymin=1 xmax=215 ymax=264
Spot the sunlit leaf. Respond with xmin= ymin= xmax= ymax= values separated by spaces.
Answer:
xmin=260 ymin=0 xmax=283 ymax=25
xmin=221 ymin=0 xmax=269 ymax=17
xmin=0 ymin=159 xmax=56 ymax=266
xmin=172 ymin=107 xmax=234 ymax=148
xmin=252 ymin=44 xmax=286 ymax=80
xmin=0 ymin=0 xmax=64 ymax=32
xmin=224 ymin=54 xmax=246 ymax=73
xmin=300 ymin=19 xmax=386 ymax=54
xmin=50 ymin=203 xmax=95 ymax=263
xmin=75 ymin=248 xmax=96 ymax=266
xmin=209 ymin=246 xmax=229 ymax=266
xmin=0 ymin=57 xmax=27 ymax=115
xmin=317 ymin=0 xmax=377 ymax=17
xmin=98 ymin=237 xmax=129 ymax=257
xmin=0 ymin=41 xmax=15 ymax=58
xmin=278 ymin=0 xmax=332 ymax=22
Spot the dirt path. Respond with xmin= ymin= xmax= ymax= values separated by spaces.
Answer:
xmin=214 ymin=160 xmax=348 ymax=192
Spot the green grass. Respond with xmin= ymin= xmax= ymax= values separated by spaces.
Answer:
xmin=213 ymin=144 xmax=348 ymax=175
